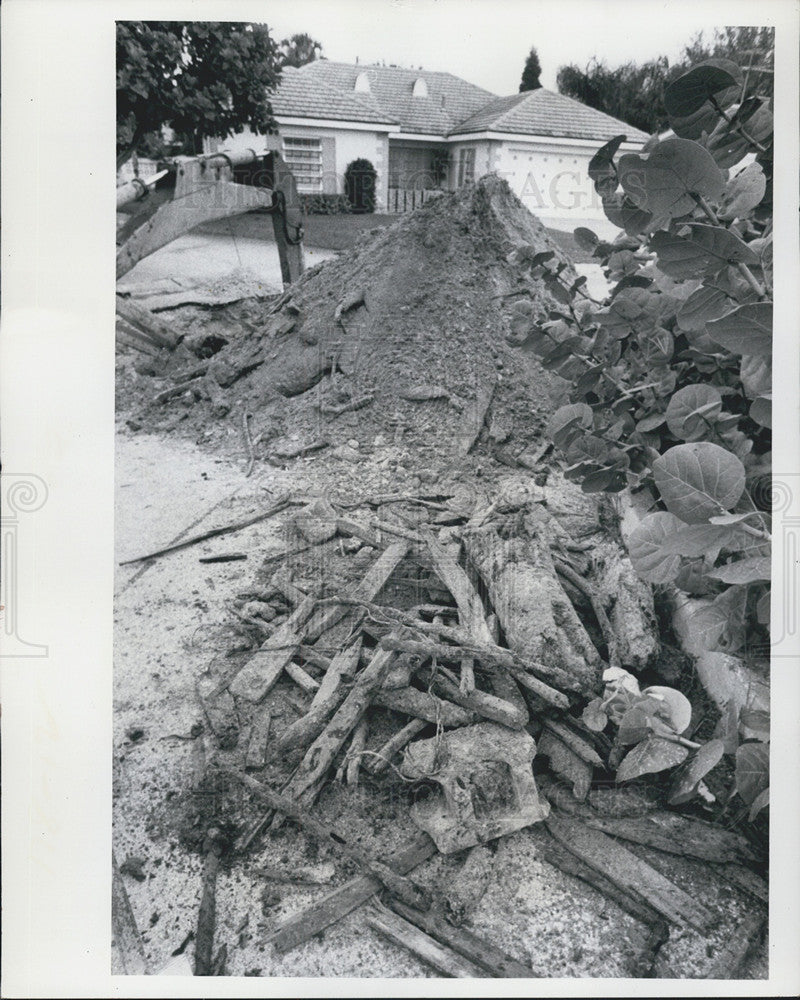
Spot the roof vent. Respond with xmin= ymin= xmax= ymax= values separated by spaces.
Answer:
xmin=354 ymin=71 xmax=371 ymax=93
xmin=412 ymin=77 xmax=428 ymax=98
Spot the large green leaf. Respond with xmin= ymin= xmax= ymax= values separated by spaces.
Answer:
xmin=641 ymin=685 xmax=692 ymax=734
xmin=651 ymin=225 xmax=759 ymax=281
xmin=617 ymin=137 xmax=724 ymax=218
xmin=628 ymin=511 xmax=685 ymax=583
xmin=689 ymin=585 xmax=749 ymax=651
xmin=669 ymin=740 xmax=725 ymax=805
xmin=588 ymin=134 xmax=626 ymax=197
xmin=601 ymin=193 xmax=655 ymax=236
xmin=740 ymin=355 xmax=772 ymax=399
xmin=706 ymin=556 xmax=771 ymax=585
xmin=706 ymin=302 xmax=772 ymax=356
xmin=706 ymin=99 xmax=774 ymax=170
xmin=676 ymin=285 xmax=732 ymax=331
xmin=719 ymin=162 xmax=767 ymax=221
xmin=548 ymin=403 xmax=593 ymax=447
xmin=666 ymin=384 xmax=723 ymax=440
xmin=750 ymin=394 xmax=772 ymax=428
xmin=664 ymin=60 xmax=742 ymax=117
xmin=735 ymin=742 xmax=769 ymax=805
xmin=653 ymin=442 xmax=746 ymax=523
xmin=668 ymin=82 xmax=741 ymax=140
xmin=616 ymin=737 xmax=688 ymax=782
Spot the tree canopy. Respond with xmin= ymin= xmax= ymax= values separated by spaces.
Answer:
xmin=556 ymin=27 xmax=774 ymax=134
xmin=279 ymin=33 xmax=323 ymax=68
xmin=116 ymin=21 xmax=282 ymax=166
xmin=519 ymin=47 xmax=542 ymax=92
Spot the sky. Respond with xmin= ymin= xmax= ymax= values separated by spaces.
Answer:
xmin=255 ymin=0 xmax=776 ymax=95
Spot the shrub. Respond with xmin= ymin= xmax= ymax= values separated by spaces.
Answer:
xmin=344 ymin=158 xmax=378 ymax=213
xmin=299 ymin=193 xmax=352 ymax=215
xmin=508 ymin=56 xmax=773 ymax=661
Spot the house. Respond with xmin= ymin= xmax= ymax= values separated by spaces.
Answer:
xmin=207 ymin=61 xmax=649 ymax=232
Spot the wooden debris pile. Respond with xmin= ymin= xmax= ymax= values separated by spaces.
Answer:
xmin=143 ymin=479 xmax=767 ymax=978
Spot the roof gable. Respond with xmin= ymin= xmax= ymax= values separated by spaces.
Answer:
xmin=450 ymin=88 xmax=650 ymax=143
xmin=272 ymin=66 xmax=396 ymax=125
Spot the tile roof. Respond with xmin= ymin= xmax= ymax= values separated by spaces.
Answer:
xmin=449 ymin=88 xmax=650 ymax=142
xmin=277 ymin=61 xmax=494 ymax=135
xmin=271 ymin=63 xmax=649 ymax=144
xmin=271 ymin=66 xmax=395 ymax=125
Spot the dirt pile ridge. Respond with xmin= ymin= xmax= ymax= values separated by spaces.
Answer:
xmin=120 ymin=176 xmax=573 ymax=475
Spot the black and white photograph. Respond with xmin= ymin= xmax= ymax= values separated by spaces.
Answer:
xmin=2 ymin=0 xmax=799 ymax=995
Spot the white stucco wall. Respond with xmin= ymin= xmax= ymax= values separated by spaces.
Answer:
xmin=209 ymin=123 xmax=390 ymax=210
xmin=491 ymin=138 xmax=641 ymax=236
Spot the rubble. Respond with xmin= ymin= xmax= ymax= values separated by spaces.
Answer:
xmin=114 ymin=177 xmax=768 ymax=979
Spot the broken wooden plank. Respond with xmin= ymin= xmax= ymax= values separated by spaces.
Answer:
xmin=430 ymin=671 xmax=527 ymax=729
xmin=275 ymin=639 xmax=363 ymax=753
xmin=389 ymin=898 xmax=537 ymax=978
xmin=284 ymin=661 xmax=320 ymax=693
xmin=372 ymin=686 xmax=474 ymax=727
xmin=581 ymin=811 xmax=756 ymax=864
xmin=112 ymin=852 xmax=149 ymax=975
xmin=531 ymin=828 xmax=664 ymax=927
xmin=196 ymin=682 xmax=239 ymax=750
xmin=366 ymin=903 xmax=486 ymax=977
xmin=343 ymin=717 xmax=369 ymax=786
xmin=268 ymin=833 xmax=437 ymax=953
xmin=194 ymin=832 xmax=225 ymax=976
xmin=538 ymin=730 xmax=593 ymax=801
xmin=116 ymin=296 xmax=181 ymax=349
xmin=363 ymin=719 xmax=427 ymax=776
xmin=278 ymin=643 xmax=400 ymax=808
xmin=119 ymin=495 xmax=293 ymax=565
xmin=545 ymin=812 xmax=716 ymax=933
xmin=543 ymin=718 xmax=604 ymax=767
xmin=629 ymin=918 xmax=670 ymax=978
xmin=225 ymin=769 xmax=429 ymax=910
xmin=425 ymin=534 xmax=495 ymax=646
xmin=229 ymin=595 xmax=316 ymax=703
xmin=303 ymin=540 xmax=409 ymax=642
xmin=703 ymin=912 xmax=766 ymax=979
xmin=244 ymin=709 xmax=271 ymax=771
xmin=712 ymin=863 xmax=768 ymax=903
xmin=485 ymin=664 xmax=529 ymax=724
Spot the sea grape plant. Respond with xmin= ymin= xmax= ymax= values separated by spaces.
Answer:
xmin=508 ymin=58 xmax=772 ymax=660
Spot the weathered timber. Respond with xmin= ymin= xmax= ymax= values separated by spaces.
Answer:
xmin=373 ymin=685 xmax=475 ymax=727
xmin=531 ymin=827 xmax=664 ymax=927
xmin=116 ymin=297 xmax=181 ymax=349
xmin=119 ymin=495 xmax=293 ymax=565
xmin=275 ymin=639 xmax=363 ymax=753
xmin=343 ymin=717 xmax=369 ymax=786
xmin=224 ymin=769 xmax=429 ymax=910
xmin=430 ymin=671 xmax=528 ymax=729
xmin=711 ymin=863 xmax=768 ymax=903
xmin=196 ymin=681 xmax=239 ymax=750
xmin=303 ymin=541 xmax=409 ymax=642
xmin=582 ymin=811 xmax=756 ymax=864
xmin=267 ymin=833 xmax=437 ymax=953
xmin=278 ymin=643 xmax=400 ymax=808
xmin=545 ymin=812 xmax=716 ymax=933
xmin=389 ymin=898 xmax=537 ymax=978
xmin=378 ymin=634 xmax=570 ymax=709
xmin=629 ymin=919 xmax=670 ymax=978
xmin=229 ymin=596 xmax=317 ymax=703
xmin=543 ymin=718 xmax=604 ymax=767
xmin=703 ymin=912 xmax=766 ymax=979
xmin=464 ymin=520 xmax=601 ymax=695
xmin=244 ymin=709 xmax=271 ymax=770
xmin=366 ymin=904 xmax=486 ymax=978
xmin=284 ymin=661 xmax=320 ymax=693
xmin=457 ymin=381 xmax=496 ymax=456
xmin=363 ymin=719 xmax=427 ymax=776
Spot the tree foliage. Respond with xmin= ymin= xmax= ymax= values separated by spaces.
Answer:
xmin=116 ymin=21 xmax=282 ymax=166
xmin=556 ymin=27 xmax=773 ymax=134
xmin=279 ymin=32 xmax=324 ymax=68
xmin=519 ymin=46 xmax=542 ymax=92
xmin=509 ymin=55 xmax=773 ymax=665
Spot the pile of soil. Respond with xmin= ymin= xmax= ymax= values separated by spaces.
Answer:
xmin=118 ymin=176 xmax=573 ymax=475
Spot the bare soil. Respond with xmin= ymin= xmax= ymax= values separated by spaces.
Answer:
xmin=114 ymin=177 xmax=767 ymax=980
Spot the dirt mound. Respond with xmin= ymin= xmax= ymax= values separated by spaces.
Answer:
xmin=119 ymin=176 xmax=574 ymax=474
